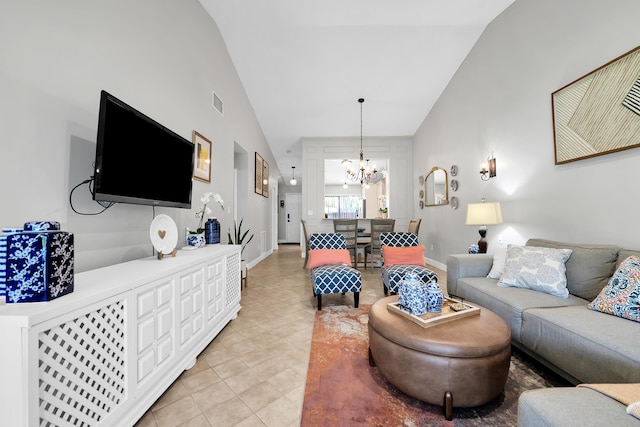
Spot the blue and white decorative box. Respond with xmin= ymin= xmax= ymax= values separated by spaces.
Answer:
xmin=5 ymin=231 xmax=74 ymax=303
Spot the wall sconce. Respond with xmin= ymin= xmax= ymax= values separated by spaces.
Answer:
xmin=480 ymin=156 xmax=496 ymax=181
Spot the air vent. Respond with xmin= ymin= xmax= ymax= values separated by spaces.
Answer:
xmin=622 ymin=76 xmax=640 ymax=116
xmin=212 ymin=91 xmax=224 ymax=116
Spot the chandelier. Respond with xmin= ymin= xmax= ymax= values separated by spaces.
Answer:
xmin=342 ymin=98 xmax=378 ymax=185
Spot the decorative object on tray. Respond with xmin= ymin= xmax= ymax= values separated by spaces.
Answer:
xmin=450 ymin=165 xmax=458 ymax=176
xmin=387 ymin=297 xmax=480 ymax=328
xmin=150 ymin=214 xmax=178 ymax=259
xmin=427 ymin=281 xmax=444 ymax=313
xmin=3 ymin=221 xmax=74 ymax=303
xmin=468 ymin=243 xmax=480 ymax=254
xmin=397 ymin=273 xmax=427 ymax=316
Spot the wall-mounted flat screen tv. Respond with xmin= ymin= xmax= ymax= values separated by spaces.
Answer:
xmin=93 ymin=90 xmax=194 ymax=208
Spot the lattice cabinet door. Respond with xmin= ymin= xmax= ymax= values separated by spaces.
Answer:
xmin=136 ymin=277 xmax=176 ymax=385
xmin=36 ymin=295 xmax=128 ymax=426
xmin=206 ymin=256 xmax=226 ymax=323
xmin=226 ymin=251 xmax=241 ymax=306
xmin=178 ymin=266 xmax=206 ymax=348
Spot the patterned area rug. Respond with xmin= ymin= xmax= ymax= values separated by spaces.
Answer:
xmin=301 ymin=305 xmax=569 ymax=426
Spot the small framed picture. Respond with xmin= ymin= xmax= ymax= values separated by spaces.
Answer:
xmin=255 ymin=152 xmax=264 ymax=195
xmin=193 ymin=131 xmax=212 ymax=183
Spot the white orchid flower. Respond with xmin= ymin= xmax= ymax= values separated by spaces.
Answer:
xmin=213 ymin=193 xmax=225 ymax=209
xmin=201 ymin=192 xmax=213 ymax=204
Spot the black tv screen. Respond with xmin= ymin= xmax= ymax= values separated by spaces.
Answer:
xmin=93 ymin=90 xmax=194 ymax=208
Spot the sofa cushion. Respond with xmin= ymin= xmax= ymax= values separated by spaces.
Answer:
xmin=518 ymin=388 xmax=640 ymax=427
xmin=455 ymin=277 xmax=585 ymax=343
xmin=588 ymin=255 xmax=640 ymax=323
xmin=619 ymin=249 xmax=640 ymax=269
xmin=520 ymin=305 xmax=640 ymax=384
xmin=498 ymin=245 xmax=572 ymax=298
xmin=526 ymin=239 xmax=619 ymax=301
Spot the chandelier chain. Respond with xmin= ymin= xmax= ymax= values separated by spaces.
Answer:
xmin=344 ymin=98 xmax=378 ymax=185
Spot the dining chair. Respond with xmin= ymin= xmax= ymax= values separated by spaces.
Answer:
xmin=308 ymin=233 xmax=362 ymax=310
xmin=364 ymin=219 xmax=395 ymax=269
xmin=333 ymin=219 xmax=363 ymax=268
xmin=408 ymin=218 xmax=421 ymax=235
xmin=301 ymin=219 xmax=310 ymax=269
xmin=379 ymin=232 xmax=438 ymax=295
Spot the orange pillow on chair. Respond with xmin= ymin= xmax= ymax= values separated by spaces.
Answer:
xmin=382 ymin=245 xmax=426 ymax=267
xmin=308 ymin=249 xmax=352 ymax=268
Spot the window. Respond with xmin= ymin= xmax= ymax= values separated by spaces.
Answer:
xmin=324 ymin=195 xmax=362 ymax=219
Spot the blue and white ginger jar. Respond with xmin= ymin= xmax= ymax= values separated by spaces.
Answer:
xmin=427 ymin=281 xmax=445 ymax=313
xmin=398 ymin=273 xmax=427 ymax=316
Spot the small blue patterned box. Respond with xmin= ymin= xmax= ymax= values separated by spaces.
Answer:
xmin=5 ymin=231 xmax=74 ymax=303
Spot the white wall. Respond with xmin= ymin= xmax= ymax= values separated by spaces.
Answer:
xmin=0 ymin=0 xmax=277 ymax=272
xmin=414 ymin=0 xmax=640 ymax=266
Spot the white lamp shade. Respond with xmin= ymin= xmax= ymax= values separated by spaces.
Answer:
xmin=465 ymin=202 xmax=503 ymax=225
xmin=290 ymin=178 xmax=297 ymax=186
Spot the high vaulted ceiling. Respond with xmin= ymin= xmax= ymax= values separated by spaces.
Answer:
xmin=199 ymin=0 xmax=515 ymax=185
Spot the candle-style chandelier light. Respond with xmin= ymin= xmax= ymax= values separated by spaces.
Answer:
xmin=342 ymin=98 xmax=378 ymax=185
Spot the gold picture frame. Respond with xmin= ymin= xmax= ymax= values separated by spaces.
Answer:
xmin=193 ymin=131 xmax=212 ymax=183
xmin=262 ymin=160 xmax=269 ymax=198
xmin=255 ymin=152 xmax=263 ymax=195
xmin=552 ymin=45 xmax=640 ymax=164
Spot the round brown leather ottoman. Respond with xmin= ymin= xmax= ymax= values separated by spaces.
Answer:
xmin=368 ymin=296 xmax=511 ymax=420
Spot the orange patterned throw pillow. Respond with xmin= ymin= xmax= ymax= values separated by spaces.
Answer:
xmin=382 ymin=245 xmax=426 ymax=267
xmin=308 ymin=249 xmax=352 ymax=268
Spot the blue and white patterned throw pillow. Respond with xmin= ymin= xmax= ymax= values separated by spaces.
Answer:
xmin=588 ymin=255 xmax=640 ymax=323
xmin=498 ymin=245 xmax=573 ymax=298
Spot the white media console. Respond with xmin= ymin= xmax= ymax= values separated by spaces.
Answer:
xmin=0 ymin=244 xmax=242 ymax=426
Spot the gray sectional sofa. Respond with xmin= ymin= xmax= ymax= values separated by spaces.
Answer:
xmin=446 ymin=238 xmax=640 ymax=426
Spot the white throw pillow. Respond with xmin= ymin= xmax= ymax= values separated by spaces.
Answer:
xmin=487 ymin=246 xmax=507 ymax=279
xmin=498 ymin=245 xmax=573 ymax=298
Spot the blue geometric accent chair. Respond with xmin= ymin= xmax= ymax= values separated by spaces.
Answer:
xmin=380 ymin=232 xmax=437 ymax=295
xmin=309 ymin=233 xmax=362 ymax=311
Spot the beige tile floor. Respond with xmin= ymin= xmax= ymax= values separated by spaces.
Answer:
xmin=135 ymin=244 xmax=446 ymax=427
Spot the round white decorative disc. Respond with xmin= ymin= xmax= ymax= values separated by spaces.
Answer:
xmin=150 ymin=214 xmax=178 ymax=254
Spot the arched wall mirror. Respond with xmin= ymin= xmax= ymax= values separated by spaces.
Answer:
xmin=424 ymin=166 xmax=448 ymax=206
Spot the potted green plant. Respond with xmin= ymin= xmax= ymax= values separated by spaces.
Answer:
xmin=228 ymin=218 xmax=254 ymax=277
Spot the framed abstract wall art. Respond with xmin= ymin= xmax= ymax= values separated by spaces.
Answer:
xmin=552 ymin=45 xmax=640 ymax=164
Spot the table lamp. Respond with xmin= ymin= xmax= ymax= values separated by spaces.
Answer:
xmin=465 ymin=201 xmax=503 ymax=253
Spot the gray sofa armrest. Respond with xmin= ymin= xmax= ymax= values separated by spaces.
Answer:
xmin=446 ymin=254 xmax=494 ymax=297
